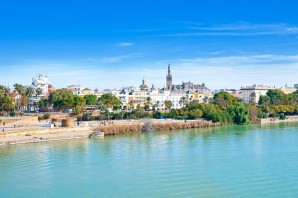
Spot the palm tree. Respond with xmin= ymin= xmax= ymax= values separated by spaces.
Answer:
xmin=203 ymin=96 xmax=209 ymax=103
xmin=179 ymin=96 xmax=189 ymax=107
xmin=26 ymin=87 xmax=35 ymax=97
xmin=156 ymin=101 xmax=160 ymax=110
xmin=1 ymin=96 xmax=15 ymax=116
xmin=96 ymin=99 xmax=105 ymax=111
xmin=20 ymin=95 xmax=28 ymax=111
xmin=129 ymin=100 xmax=134 ymax=111
xmin=14 ymin=83 xmax=25 ymax=96
xmin=13 ymin=84 xmax=26 ymax=111
xmin=26 ymin=87 xmax=35 ymax=112
xmin=145 ymin=97 xmax=152 ymax=110
xmin=36 ymin=87 xmax=43 ymax=96
xmin=164 ymin=100 xmax=172 ymax=112
xmin=0 ymin=86 xmax=5 ymax=98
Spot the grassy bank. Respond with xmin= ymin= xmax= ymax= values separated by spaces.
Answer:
xmin=94 ymin=120 xmax=220 ymax=135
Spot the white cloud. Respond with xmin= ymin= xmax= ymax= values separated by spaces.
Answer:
xmin=87 ymin=53 xmax=143 ymax=64
xmin=158 ymin=22 xmax=298 ymax=37
xmin=114 ymin=42 xmax=134 ymax=47
xmin=1 ymin=54 xmax=297 ymax=90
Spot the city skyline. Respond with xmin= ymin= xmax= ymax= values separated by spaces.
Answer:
xmin=1 ymin=0 xmax=298 ymax=89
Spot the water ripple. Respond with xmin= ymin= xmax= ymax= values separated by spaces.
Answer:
xmin=1 ymin=123 xmax=298 ymax=197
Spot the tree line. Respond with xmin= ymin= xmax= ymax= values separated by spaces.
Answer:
xmin=1 ymin=84 xmax=298 ymax=125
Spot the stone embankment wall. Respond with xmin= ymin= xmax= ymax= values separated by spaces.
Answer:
xmin=260 ymin=116 xmax=298 ymax=124
xmin=0 ymin=126 xmax=93 ymax=139
xmin=0 ymin=116 xmax=39 ymax=127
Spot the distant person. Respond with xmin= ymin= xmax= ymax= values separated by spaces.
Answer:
xmin=2 ymin=129 xmax=4 ymax=132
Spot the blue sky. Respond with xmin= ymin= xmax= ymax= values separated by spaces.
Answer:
xmin=1 ymin=0 xmax=298 ymax=90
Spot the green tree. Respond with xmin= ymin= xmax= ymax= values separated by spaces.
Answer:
xmin=97 ymin=93 xmax=122 ymax=111
xmin=14 ymin=83 xmax=26 ymax=96
xmin=179 ymin=96 xmax=189 ymax=107
xmin=26 ymin=87 xmax=35 ymax=97
xmin=48 ymin=88 xmax=74 ymax=111
xmin=258 ymin=95 xmax=270 ymax=106
xmin=84 ymin=94 xmax=97 ymax=105
xmin=266 ymin=90 xmax=284 ymax=105
xmin=189 ymin=109 xmax=203 ymax=119
xmin=0 ymin=85 xmax=6 ymax=97
xmin=178 ymin=107 xmax=189 ymax=119
xmin=38 ymin=98 xmax=48 ymax=108
xmin=0 ymin=96 xmax=15 ymax=116
xmin=229 ymin=102 xmax=249 ymax=125
xmin=128 ymin=100 xmax=134 ymax=111
xmin=36 ymin=87 xmax=43 ymax=96
xmin=143 ymin=97 xmax=152 ymax=111
xmin=169 ymin=109 xmax=179 ymax=118
xmin=144 ymin=104 xmax=150 ymax=111
xmin=213 ymin=91 xmax=237 ymax=108
xmin=164 ymin=100 xmax=172 ymax=112
xmin=73 ymin=95 xmax=86 ymax=115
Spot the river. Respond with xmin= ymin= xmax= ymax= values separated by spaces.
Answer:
xmin=1 ymin=122 xmax=298 ymax=197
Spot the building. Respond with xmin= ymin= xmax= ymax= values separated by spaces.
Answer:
xmin=81 ymin=88 xmax=93 ymax=95
xmin=31 ymin=74 xmax=51 ymax=97
xmin=113 ymin=63 xmax=213 ymax=110
xmin=27 ymin=75 xmax=52 ymax=111
xmin=213 ymin=88 xmax=240 ymax=99
xmin=279 ymin=86 xmax=297 ymax=94
xmin=166 ymin=64 xmax=172 ymax=90
xmin=93 ymin=88 xmax=102 ymax=98
xmin=67 ymin=85 xmax=94 ymax=96
xmin=67 ymin=85 xmax=85 ymax=95
xmin=294 ymin=84 xmax=298 ymax=89
xmin=239 ymin=85 xmax=276 ymax=104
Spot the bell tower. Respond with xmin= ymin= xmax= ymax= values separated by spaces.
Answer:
xmin=166 ymin=64 xmax=172 ymax=90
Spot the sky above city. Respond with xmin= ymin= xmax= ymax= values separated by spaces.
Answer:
xmin=1 ymin=0 xmax=298 ymax=90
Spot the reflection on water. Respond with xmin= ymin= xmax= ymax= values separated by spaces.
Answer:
xmin=1 ymin=122 xmax=298 ymax=198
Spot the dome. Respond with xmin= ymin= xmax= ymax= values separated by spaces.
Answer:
xmin=139 ymin=79 xmax=148 ymax=90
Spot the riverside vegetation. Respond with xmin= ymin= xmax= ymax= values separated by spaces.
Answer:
xmin=1 ymin=84 xmax=298 ymax=126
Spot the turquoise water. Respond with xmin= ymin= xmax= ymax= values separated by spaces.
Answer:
xmin=1 ymin=123 xmax=298 ymax=198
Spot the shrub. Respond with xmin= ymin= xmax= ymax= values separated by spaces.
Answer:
xmin=43 ymin=113 xmax=50 ymax=119
xmin=9 ymin=111 xmax=16 ymax=117
xmin=279 ymin=113 xmax=286 ymax=120
xmin=269 ymin=112 xmax=279 ymax=118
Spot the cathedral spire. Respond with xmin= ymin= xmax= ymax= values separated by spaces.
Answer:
xmin=168 ymin=64 xmax=171 ymax=74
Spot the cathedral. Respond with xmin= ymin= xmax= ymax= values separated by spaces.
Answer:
xmin=165 ymin=64 xmax=210 ymax=92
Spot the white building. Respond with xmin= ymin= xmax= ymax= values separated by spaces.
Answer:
xmin=114 ymin=78 xmax=212 ymax=110
xmin=67 ymin=85 xmax=85 ymax=95
xmin=31 ymin=74 xmax=50 ymax=97
xmin=239 ymin=85 xmax=276 ymax=104
xmin=280 ymin=86 xmax=297 ymax=94
xmin=27 ymin=75 xmax=51 ymax=111
xmin=110 ymin=65 xmax=213 ymax=110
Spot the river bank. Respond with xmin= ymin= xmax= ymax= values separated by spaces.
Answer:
xmin=0 ymin=119 xmax=219 ymax=146
xmin=2 ymin=115 xmax=298 ymax=146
